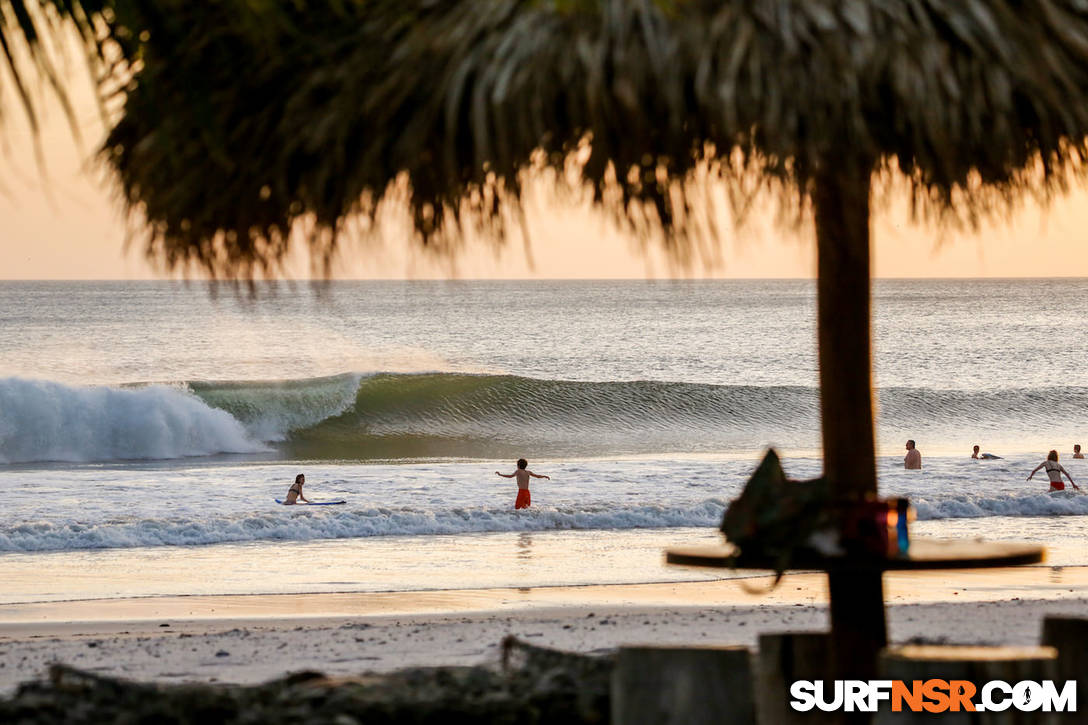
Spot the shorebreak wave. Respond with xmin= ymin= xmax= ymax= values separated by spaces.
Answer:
xmin=2 ymin=491 xmax=1087 ymax=552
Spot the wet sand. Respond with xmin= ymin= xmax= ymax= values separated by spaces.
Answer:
xmin=1 ymin=564 xmax=1086 ymax=693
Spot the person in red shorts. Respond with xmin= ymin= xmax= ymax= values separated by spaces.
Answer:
xmin=496 ymin=458 xmax=550 ymax=509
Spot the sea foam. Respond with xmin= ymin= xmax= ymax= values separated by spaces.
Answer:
xmin=0 ymin=378 xmax=266 ymax=464
xmin=2 ymin=490 xmax=1086 ymax=553
xmin=0 ymin=500 xmax=729 ymax=552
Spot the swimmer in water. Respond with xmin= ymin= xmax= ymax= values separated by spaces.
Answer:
xmin=282 ymin=473 xmax=310 ymax=505
xmin=904 ymin=440 xmax=922 ymax=469
xmin=972 ymin=445 xmax=1001 ymax=460
xmin=496 ymin=458 xmax=550 ymax=509
xmin=1028 ymin=451 xmax=1080 ymax=492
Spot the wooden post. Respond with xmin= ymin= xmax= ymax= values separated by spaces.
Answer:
xmin=813 ymin=162 xmax=877 ymax=502
xmin=877 ymin=646 xmax=1058 ymax=724
xmin=611 ymin=645 xmax=756 ymax=725
xmin=813 ymin=163 xmax=884 ymax=691
xmin=756 ymin=632 xmax=835 ymax=725
xmin=1040 ymin=616 xmax=1088 ymax=713
xmin=827 ymin=568 xmax=887 ymax=679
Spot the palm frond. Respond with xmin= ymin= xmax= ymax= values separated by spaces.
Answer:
xmin=0 ymin=1 xmax=107 ymax=145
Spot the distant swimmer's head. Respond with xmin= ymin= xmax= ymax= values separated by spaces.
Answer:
xmin=906 ymin=440 xmax=916 ymax=450
xmin=973 ymin=445 xmax=980 ymax=454
xmin=517 ymin=458 xmax=528 ymax=470
xmin=295 ymin=473 xmax=305 ymax=484
xmin=1076 ymin=444 xmax=1082 ymax=454
xmin=1048 ymin=450 xmax=1059 ymax=462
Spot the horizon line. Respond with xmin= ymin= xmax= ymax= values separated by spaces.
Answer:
xmin=2 ymin=275 xmax=1088 ymax=283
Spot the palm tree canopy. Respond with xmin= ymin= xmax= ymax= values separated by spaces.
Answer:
xmin=9 ymin=0 xmax=1088 ymax=273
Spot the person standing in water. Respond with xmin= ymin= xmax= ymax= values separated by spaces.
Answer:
xmin=496 ymin=458 xmax=550 ymax=509
xmin=1028 ymin=450 xmax=1080 ymax=492
xmin=904 ymin=440 xmax=922 ymax=469
xmin=1074 ymin=444 xmax=1084 ymax=459
xmin=283 ymin=473 xmax=310 ymax=505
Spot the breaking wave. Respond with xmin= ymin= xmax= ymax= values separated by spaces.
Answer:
xmin=2 ymin=490 xmax=1086 ymax=552
xmin=912 ymin=490 xmax=1088 ymax=520
xmin=0 ymin=378 xmax=266 ymax=464
xmin=0 ymin=500 xmax=729 ymax=552
xmin=4 ymin=373 xmax=1088 ymax=463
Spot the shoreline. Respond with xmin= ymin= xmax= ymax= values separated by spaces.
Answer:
xmin=3 ymin=562 xmax=1086 ymax=627
xmin=3 ymin=565 xmax=1086 ymax=694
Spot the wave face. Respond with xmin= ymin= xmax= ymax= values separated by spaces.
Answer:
xmin=5 ymin=373 xmax=1088 ymax=463
xmin=200 ymin=374 xmax=1088 ymax=460
xmin=188 ymin=374 xmax=362 ymax=442
xmin=278 ymin=373 xmax=820 ymax=460
xmin=0 ymin=378 xmax=266 ymax=464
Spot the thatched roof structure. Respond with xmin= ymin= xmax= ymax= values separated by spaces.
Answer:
xmin=10 ymin=1 xmax=1088 ymax=273
xmin=122 ymin=1 xmax=1088 ymax=268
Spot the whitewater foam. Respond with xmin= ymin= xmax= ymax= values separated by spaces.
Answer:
xmin=3 ymin=488 xmax=1087 ymax=553
xmin=913 ymin=491 xmax=1088 ymax=520
xmin=0 ymin=378 xmax=267 ymax=464
xmin=189 ymin=373 xmax=363 ymax=441
xmin=0 ymin=500 xmax=730 ymax=552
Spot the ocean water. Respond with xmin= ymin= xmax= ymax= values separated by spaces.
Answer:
xmin=1 ymin=280 xmax=1086 ymax=605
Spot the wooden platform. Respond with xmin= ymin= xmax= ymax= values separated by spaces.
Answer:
xmin=664 ymin=536 xmax=1048 ymax=693
xmin=665 ymin=538 xmax=1044 ymax=572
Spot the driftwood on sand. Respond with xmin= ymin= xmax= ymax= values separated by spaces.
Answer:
xmin=0 ymin=638 xmax=612 ymax=724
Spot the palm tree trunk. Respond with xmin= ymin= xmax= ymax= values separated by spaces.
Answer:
xmin=813 ymin=161 xmax=885 ymax=689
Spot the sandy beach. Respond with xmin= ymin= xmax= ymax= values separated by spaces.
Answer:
xmin=4 ymin=284 xmax=1088 ymax=717
xmin=2 ymin=564 xmax=1085 ymax=693
xmin=7 ymin=0 xmax=1088 ymax=716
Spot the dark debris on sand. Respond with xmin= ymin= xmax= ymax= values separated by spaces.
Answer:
xmin=0 ymin=637 xmax=612 ymax=724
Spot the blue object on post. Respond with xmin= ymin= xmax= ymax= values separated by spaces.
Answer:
xmin=896 ymin=498 xmax=910 ymax=554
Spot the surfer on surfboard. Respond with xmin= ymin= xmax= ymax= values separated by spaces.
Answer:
xmin=282 ymin=473 xmax=311 ymax=505
xmin=275 ymin=474 xmax=345 ymax=505
xmin=1028 ymin=450 xmax=1080 ymax=492
xmin=971 ymin=445 xmax=1001 ymax=460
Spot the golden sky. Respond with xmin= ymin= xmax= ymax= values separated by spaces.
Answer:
xmin=3 ymin=77 xmax=1088 ymax=280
